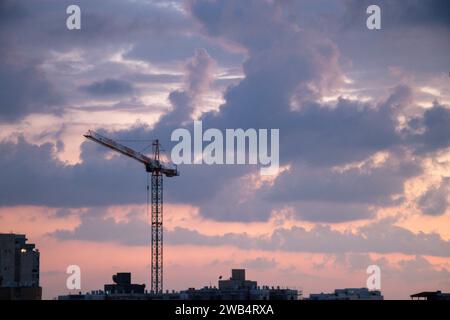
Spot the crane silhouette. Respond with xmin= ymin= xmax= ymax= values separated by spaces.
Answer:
xmin=84 ymin=130 xmax=179 ymax=294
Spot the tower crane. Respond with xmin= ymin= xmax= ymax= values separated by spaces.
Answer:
xmin=84 ymin=130 xmax=179 ymax=294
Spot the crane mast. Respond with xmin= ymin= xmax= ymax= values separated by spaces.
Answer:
xmin=84 ymin=130 xmax=178 ymax=294
xmin=151 ymin=140 xmax=163 ymax=295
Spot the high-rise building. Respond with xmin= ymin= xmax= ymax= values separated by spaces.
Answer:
xmin=0 ymin=234 xmax=41 ymax=300
xmin=181 ymin=269 xmax=299 ymax=300
xmin=104 ymin=272 xmax=146 ymax=294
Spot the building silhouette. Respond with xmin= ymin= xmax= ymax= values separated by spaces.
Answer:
xmin=58 ymin=272 xmax=179 ymax=300
xmin=410 ymin=291 xmax=450 ymax=300
xmin=104 ymin=272 xmax=145 ymax=294
xmin=308 ymin=288 xmax=383 ymax=300
xmin=0 ymin=234 xmax=41 ymax=300
xmin=58 ymin=269 xmax=299 ymax=300
xmin=181 ymin=269 xmax=298 ymax=300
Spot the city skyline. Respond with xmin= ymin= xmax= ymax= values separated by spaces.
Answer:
xmin=1 ymin=0 xmax=450 ymax=300
xmin=2 ymin=233 xmax=448 ymax=301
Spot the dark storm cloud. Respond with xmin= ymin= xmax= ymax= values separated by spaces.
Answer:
xmin=0 ymin=47 xmax=243 ymax=209
xmin=0 ymin=89 xmax=432 ymax=219
xmin=417 ymin=178 xmax=450 ymax=216
xmin=269 ymin=152 xmax=420 ymax=205
xmin=0 ymin=0 xmax=190 ymax=57
xmin=0 ymin=0 xmax=211 ymax=121
xmin=1 ymin=0 xmax=449 ymax=223
xmin=0 ymin=129 xmax=247 ymax=208
xmin=0 ymin=1 xmax=61 ymax=121
xmin=0 ymin=136 xmax=146 ymax=207
xmin=125 ymin=73 xmax=182 ymax=84
xmin=52 ymin=214 xmax=150 ymax=246
xmin=182 ymin=0 xmax=448 ymax=221
xmin=50 ymin=214 xmax=450 ymax=257
xmin=80 ymin=78 xmax=134 ymax=96
xmin=0 ymin=55 xmax=62 ymax=122
xmin=188 ymin=0 xmax=409 ymax=166
xmin=278 ymin=94 xmax=403 ymax=167
xmin=406 ymin=102 xmax=450 ymax=155
xmin=0 ymin=0 xmax=242 ymax=73
xmin=343 ymin=0 xmax=450 ymax=30
xmin=135 ymin=1 xmax=407 ymax=221
xmin=259 ymin=147 xmax=421 ymax=223
xmin=335 ymin=0 xmax=450 ymax=81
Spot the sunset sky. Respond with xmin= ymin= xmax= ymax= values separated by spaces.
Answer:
xmin=1 ymin=0 xmax=450 ymax=300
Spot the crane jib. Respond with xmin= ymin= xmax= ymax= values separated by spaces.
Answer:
xmin=83 ymin=130 xmax=178 ymax=177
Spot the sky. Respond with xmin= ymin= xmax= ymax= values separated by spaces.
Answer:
xmin=1 ymin=0 xmax=450 ymax=300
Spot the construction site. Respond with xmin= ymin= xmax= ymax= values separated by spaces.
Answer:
xmin=84 ymin=130 xmax=178 ymax=294
xmin=78 ymin=130 xmax=299 ymax=301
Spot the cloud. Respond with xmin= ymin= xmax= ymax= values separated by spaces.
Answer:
xmin=325 ymin=252 xmax=450 ymax=294
xmin=51 ymin=214 xmax=450 ymax=257
xmin=156 ymin=48 xmax=217 ymax=126
xmin=264 ymin=219 xmax=450 ymax=257
xmin=343 ymin=0 xmax=450 ymax=30
xmin=0 ymin=0 xmax=191 ymax=56
xmin=407 ymin=102 xmax=450 ymax=154
xmin=242 ymin=257 xmax=277 ymax=270
xmin=2 ymin=0 xmax=450 ymax=300
xmin=0 ymin=30 xmax=62 ymax=122
xmin=0 ymin=0 xmax=449 ymax=225
xmin=0 ymin=0 xmax=223 ymax=121
xmin=0 ymin=136 xmax=146 ymax=207
xmin=417 ymin=178 xmax=450 ymax=216
xmin=52 ymin=214 xmax=150 ymax=246
xmin=126 ymin=73 xmax=182 ymax=84
xmin=0 ymin=129 xmax=246 ymax=209
xmin=264 ymin=150 xmax=421 ymax=222
xmin=80 ymin=78 xmax=134 ymax=96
